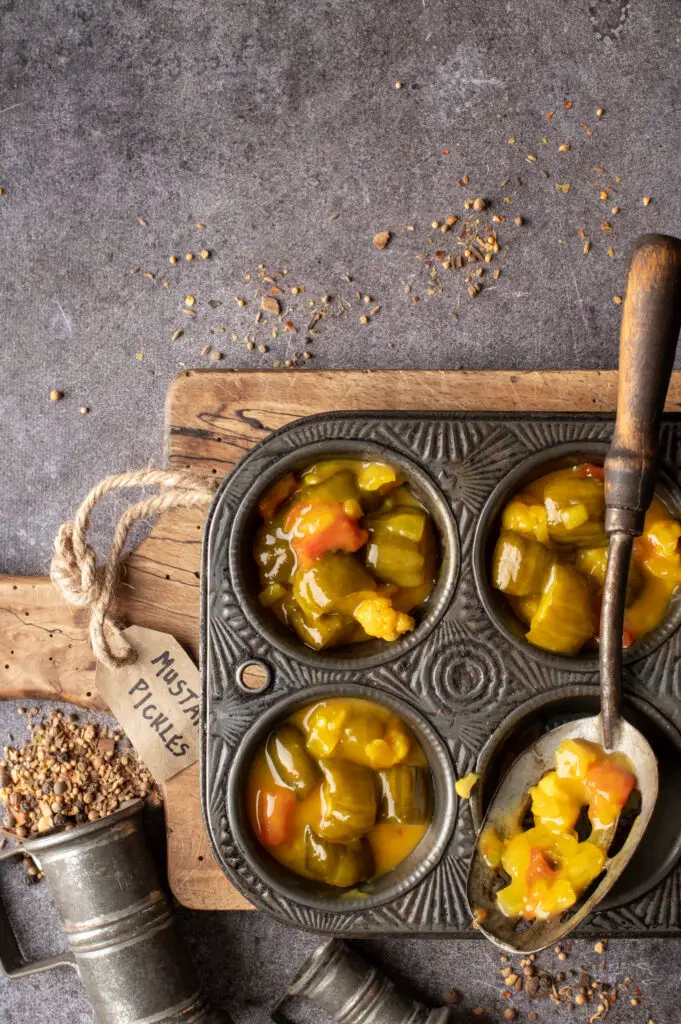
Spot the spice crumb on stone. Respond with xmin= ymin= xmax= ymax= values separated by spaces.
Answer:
xmin=210 ymin=351 xmax=222 ymax=361
xmin=185 ymin=295 xmax=195 ymax=307
xmin=168 ymin=255 xmax=178 ymax=264
xmin=49 ymin=389 xmax=63 ymax=402
xmin=643 ymin=196 xmax=652 ymax=206
xmin=373 ymin=231 xmax=391 ymax=249
xmin=185 ymin=252 xmax=194 ymax=261
xmin=200 ymin=249 xmax=210 ymax=260
xmin=200 ymin=344 xmax=211 ymax=356
xmin=79 ymin=406 xmax=89 ymax=415
xmin=261 ymin=295 xmax=280 ymax=315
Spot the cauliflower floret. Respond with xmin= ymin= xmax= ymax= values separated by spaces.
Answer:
xmin=353 ymin=596 xmax=415 ymax=642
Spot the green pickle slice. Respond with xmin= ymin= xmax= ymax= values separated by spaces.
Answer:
xmin=318 ymin=758 xmax=377 ymax=841
xmin=304 ymin=827 xmax=374 ymax=887
xmin=492 ymin=530 xmax=555 ymax=596
xmin=544 ymin=476 xmax=608 ymax=547
xmin=265 ymin=724 xmax=319 ymax=798
xmin=377 ymin=765 xmax=432 ymax=824
xmin=292 ymin=552 xmax=376 ymax=618
xmin=526 ymin=564 xmax=597 ymax=655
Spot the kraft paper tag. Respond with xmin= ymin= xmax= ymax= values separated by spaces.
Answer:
xmin=94 ymin=625 xmax=200 ymax=784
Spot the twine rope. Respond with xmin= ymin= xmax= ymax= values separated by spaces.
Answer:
xmin=50 ymin=468 xmax=216 ymax=669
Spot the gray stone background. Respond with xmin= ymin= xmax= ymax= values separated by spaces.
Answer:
xmin=1 ymin=0 xmax=680 ymax=1020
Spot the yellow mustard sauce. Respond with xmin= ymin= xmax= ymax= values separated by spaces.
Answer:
xmin=246 ymin=698 xmax=431 ymax=887
xmin=481 ymin=738 xmax=637 ymax=921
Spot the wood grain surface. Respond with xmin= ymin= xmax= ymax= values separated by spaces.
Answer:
xmin=4 ymin=369 xmax=681 ymax=909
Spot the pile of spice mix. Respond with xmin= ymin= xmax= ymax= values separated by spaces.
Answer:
xmin=0 ymin=709 xmax=157 ymax=881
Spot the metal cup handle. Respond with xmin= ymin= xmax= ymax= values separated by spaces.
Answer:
xmin=0 ymin=844 xmax=76 ymax=978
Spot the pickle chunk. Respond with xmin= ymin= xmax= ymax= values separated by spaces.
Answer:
xmin=378 ymin=765 xmax=432 ymax=824
xmin=304 ymin=827 xmax=374 ymax=887
xmin=318 ymin=758 xmax=377 ymax=841
xmin=266 ymin=725 xmax=319 ymax=798
xmin=492 ymin=531 xmax=555 ymax=596
xmin=526 ymin=564 xmax=597 ymax=655
xmin=576 ymin=547 xmax=643 ymax=606
xmin=544 ymin=476 xmax=608 ymax=547
xmin=354 ymin=596 xmax=415 ymax=642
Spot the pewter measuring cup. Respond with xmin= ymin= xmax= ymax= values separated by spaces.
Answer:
xmin=0 ymin=799 xmax=230 ymax=1024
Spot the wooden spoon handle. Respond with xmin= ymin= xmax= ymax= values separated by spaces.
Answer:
xmin=605 ymin=233 xmax=681 ymax=535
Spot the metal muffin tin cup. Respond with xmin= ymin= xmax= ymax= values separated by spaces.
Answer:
xmin=472 ymin=441 xmax=681 ymax=671
xmin=226 ymin=683 xmax=457 ymax=914
xmin=228 ymin=439 xmax=459 ymax=671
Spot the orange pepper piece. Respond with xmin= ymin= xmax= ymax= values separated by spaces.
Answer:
xmin=255 ymin=787 xmax=297 ymax=846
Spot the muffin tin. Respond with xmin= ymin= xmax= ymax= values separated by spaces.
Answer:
xmin=201 ymin=411 xmax=681 ymax=936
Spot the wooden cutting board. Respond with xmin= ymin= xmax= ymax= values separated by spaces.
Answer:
xmin=4 ymin=369 xmax=681 ymax=910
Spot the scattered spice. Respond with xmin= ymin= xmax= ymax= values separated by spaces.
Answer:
xmin=472 ymin=197 xmax=487 ymax=211
xmin=643 ymin=196 xmax=652 ymax=206
xmin=235 ymin=297 xmax=246 ymax=307
xmin=394 ymin=81 xmax=403 ymax=89
xmin=514 ymin=216 xmax=524 ymax=226
xmin=171 ymin=329 xmax=184 ymax=342
xmin=185 ymin=295 xmax=195 ymax=307
xmin=210 ymin=350 xmax=222 ymax=361
xmin=261 ymin=295 xmax=281 ymax=315
xmin=168 ymin=255 xmax=178 ymax=264
xmin=49 ymin=389 xmax=62 ymax=402
xmin=185 ymin=253 xmax=194 ymax=261
xmin=200 ymin=344 xmax=211 ymax=356
xmin=596 ymin=108 xmax=605 ymax=117
xmin=200 ymin=249 xmax=211 ymax=260
xmin=613 ymin=295 xmax=622 ymax=304
xmin=559 ymin=143 xmax=571 ymax=152
xmin=564 ymin=99 xmax=573 ymax=109
xmin=373 ymin=231 xmax=391 ymax=249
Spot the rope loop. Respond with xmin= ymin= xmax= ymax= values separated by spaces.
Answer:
xmin=50 ymin=468 xmax=216 ymax=668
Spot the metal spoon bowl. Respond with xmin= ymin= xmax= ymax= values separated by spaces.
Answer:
xmin=467 ymin=233 xmax=681 ymax=952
